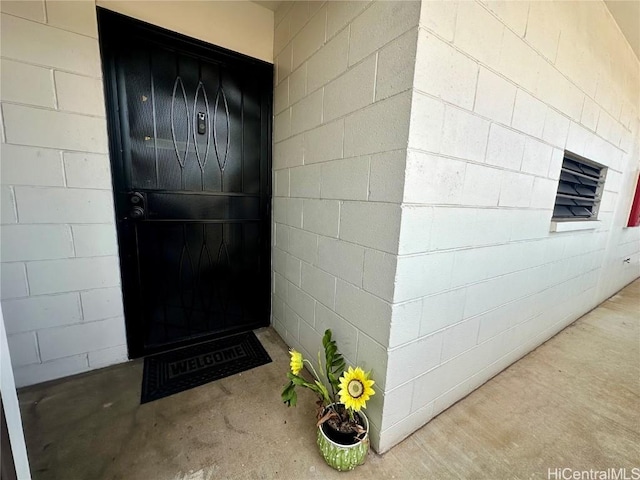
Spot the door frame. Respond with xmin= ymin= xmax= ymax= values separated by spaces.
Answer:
xmin=97 ymin=8 xmax=273 ymax=358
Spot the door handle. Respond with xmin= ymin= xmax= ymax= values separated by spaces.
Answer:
xmin=130 ymin=206 xmax=145 ymax=219
xmin=130 ymin=192 xmax=144 ymax=205
xmin=127 ymin=192 xmax=145 ymax=220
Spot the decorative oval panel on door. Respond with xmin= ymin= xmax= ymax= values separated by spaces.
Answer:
xmin=100 ymin=9 xmax=272 ymax=357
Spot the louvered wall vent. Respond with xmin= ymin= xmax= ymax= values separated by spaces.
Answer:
xmin=552 ymin=151 xmax=606 ymax=221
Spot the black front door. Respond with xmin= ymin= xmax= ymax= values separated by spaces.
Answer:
xmin=98 ymin=9 xmax=272 ymax=357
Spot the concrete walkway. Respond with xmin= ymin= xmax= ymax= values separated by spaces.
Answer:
xmin=18 ymin=280 xmax=639 ymax=479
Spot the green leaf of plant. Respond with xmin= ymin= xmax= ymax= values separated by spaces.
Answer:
xmin=322 ymin=329 xmax=332 ymax=347
xmin=284 ymin=388 xmax=297 ymax=407
xmin=286 ymin=372 xmax=303 ymax=385
xmin=281 ymin=381 xmax=297 ymax=407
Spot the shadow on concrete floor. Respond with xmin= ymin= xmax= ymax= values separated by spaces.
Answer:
xmin=19 ymin=280 xmax=639 ymax=479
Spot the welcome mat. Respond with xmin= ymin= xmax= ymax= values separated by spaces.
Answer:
xmin=141 ymin=331 xmax=272 ymax=404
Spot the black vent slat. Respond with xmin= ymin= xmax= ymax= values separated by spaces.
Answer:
xmin=560 ymin=170 xmax=598 ymax=187
xmin=556 ymin=185 xmax=596 ymax=198
xmin=553 ymin=153 xmax=605 ymax=221
xmin=575 ymin=185 xmax=596 ymax=197
xmin=579 ymin=164 xmax=600 ymax=177
xmin=557 ymin=183 xmax=577 ymax=195
xmin=560 ymin=171 xmax=580 ymax=183
xmin=553 ymin=205 xmax=593 ymax=218
xmin=553 ymin=205 xmax=573 ymax=218
xmin=563 ymin=159 xmax=601 ymax=180
xmin=569 ymin=206 xmax=593 ymax=217
xmin=555 ymin=197 xmax=595 ymax=207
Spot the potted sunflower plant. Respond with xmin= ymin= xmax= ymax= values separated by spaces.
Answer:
xmin=281 ymin=330 xmax=375 ymax=471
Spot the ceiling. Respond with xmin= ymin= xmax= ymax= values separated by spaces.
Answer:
xmin=252 ymin=1 xmax=639 ymax=61
xmin=604 ymin=1 xmax=640 ymax=61
xmin=252 ymin=1 xmax=282 ymax=12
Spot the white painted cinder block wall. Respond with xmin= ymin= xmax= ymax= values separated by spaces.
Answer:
xmin=0 ymin=0 xmax=128 ymax=387
xmin=272 ymin=0 xmax=639 ymax=453
xmin=270 ymin=0 xmax=421 ymax=450
xmin=383 ymin=0 xmax=640 ymax=451
xmin=0 ymin=0 xmax=274 ymax=388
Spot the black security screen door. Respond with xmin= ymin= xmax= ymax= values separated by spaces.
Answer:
xmin=98 ymin=9 xmax=272 ymax=357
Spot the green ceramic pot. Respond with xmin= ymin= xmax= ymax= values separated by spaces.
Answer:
xmin=316 ymin=404 xmax=370 ymax=472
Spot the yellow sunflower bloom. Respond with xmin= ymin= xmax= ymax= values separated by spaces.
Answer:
xmin=338 ymin=367 xmax=375 ymax=412
xmin=289 ymin=350 xmax=303 ymax=375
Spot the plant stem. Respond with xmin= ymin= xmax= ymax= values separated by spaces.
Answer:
xmin=304 ymin=359 xmax=322 ymax=385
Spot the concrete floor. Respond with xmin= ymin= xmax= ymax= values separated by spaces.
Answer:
xmin=19 ymin=280 xmax=639 ymax=480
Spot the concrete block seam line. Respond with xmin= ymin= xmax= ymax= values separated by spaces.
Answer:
xmin=1 ymin=9 xmax=47 ymax=26
xmin=273 ymin=2 xmax=293 ymax=30
xmin=297 ymin=268 xmax=394 ymax=316
xmin=2 ymin=144 xmax=108 ymax=164
xmin=411 ymin=84 xmax=623 ymax=156
xmin=345 ymin=6 xmax=352 ymax=68
xmin=280 ymin=5 xmax=327 ymax=66
xmin=20 ymin=313 xmax=126 ymax=334
xmin=56 ymin=150 xmax=68 ymax=187
xmin=365 ymin=155 xmax=372 ymax=202
xmin=328 ymin=1 xmax=376 ymax=49
xmin=322 ymin=3 xmax=329 ymax=50
xmin=0 ymin=104 xmax=5 ymax=142
xmin=416 ymin=24 xmax=458 ymax=61
xmin=46 ymin=182 xmax=113 ymax=192
xmin=0 ymin=99 xmax=107 ymax=120
xmin=87 ymin=348 xmax=129 ymax=368
xmin=63 ymin=224 xmax=77 ymax=257
xmin=320 ymin=3 xmax=327 ymax=44
xmin=287 ymin=194 xmax=404 ymax=207
xmin=335 ymin=199 xmax=341 ymax=237
xmin=392 ymin=261 xmax=605 ymax=313
xmin=0 ymin=57 xmax=103 ymax=81
xmin=76 ymin=286 xmax=87 ymax=322
xmin=284 ymin=55 xmax=409 ymax=128
xmin=19 ymin=260 xmax=30 ymax=297
xmin=290 ymin=288 xmax=388 ymax=335
xmin=345 ymin=22 xmax=351 ymax=75
xmin=383 ymin=288 xmax=600 ymax=397
xmin=319 ymin=83 xmax=324 ymax=125
xmin=294 ymin=20 xmax=419 ymax=95
xmin=482 ymin=126 xmax=492 ymax=164
xmin=379 ymin=405 xmax=436 ymax=446
xmin=50 ymin=68 xmax=59 ymax=109
xmin=372 ymin=51 xmax=379 ymax=104
xmin=8 ymin=185 xmax=19 ymax=223
xmin=406 ymin=146 xmax=553 ymax=181
xmin=283 ymin=2 xmax=311 ymax=48
xmin=1 ymin=10 xmax=98 ymax=41
xmin=416 ymin=25 xmax=628 ymax=146
xmin=260 ymin=220 xmax=594 ymax=277
xmin=394 ymin=234 xmax=560 ymax=260
xmin=424 ymin=349 xmax=524 ymax=419
xmin=386 ymin=326 xmax=445 ymax=355
xmin=33 ymin=330 xmax=44 ymax=365
xmin=399 ymin=199 xmax=555 ymax=211
xmin=21 ymin=352 xmax=91 ymax=370
xmin=23 ymin=251 xmax=122 ymax=265
xmin=295 ymin=145 xmax=407 ymax=171
xmin=470 ymin=61 xmax=481 ymax=112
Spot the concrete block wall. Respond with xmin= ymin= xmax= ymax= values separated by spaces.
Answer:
xmin=0 ymin=0 xmax=128 ymax=387
xmin=378 ymin=0 xmax=640 ymax=451
xmin=272 ymin=0 xmax=639 ymax=453
xmin=271 ymin=0 xmax=421 ymax=450
xmin=1 ymin=1 xmax=276 ymax=388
